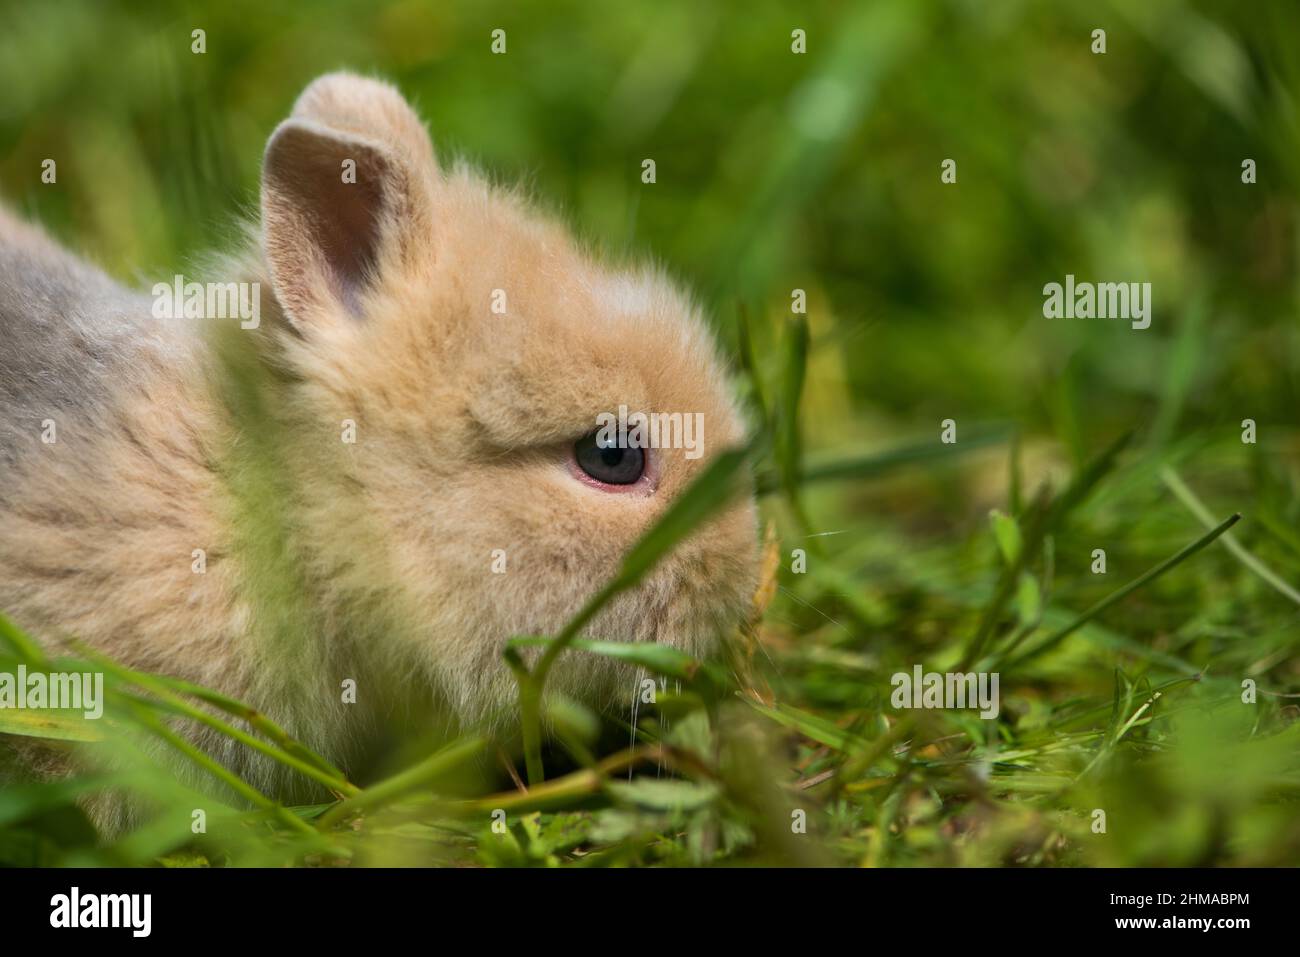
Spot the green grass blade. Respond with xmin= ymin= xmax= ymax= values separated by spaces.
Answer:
xmin=1004 ymin=512 xmax=1242 ymax=670
xmin=754 ymin=424 xmax=1011 ymax=495
xmin=317 ymin=736 xmax=487 ymax=830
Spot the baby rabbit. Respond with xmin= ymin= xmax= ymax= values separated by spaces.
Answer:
xmin=0 ymin=73 xmax=758 ymax=807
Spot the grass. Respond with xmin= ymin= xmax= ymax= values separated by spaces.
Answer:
xmin=2 ymin=0 xmax=1300 ymax=867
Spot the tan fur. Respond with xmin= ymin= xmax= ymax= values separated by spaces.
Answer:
xmin=0 ymin=74 xmax=758 ymax=815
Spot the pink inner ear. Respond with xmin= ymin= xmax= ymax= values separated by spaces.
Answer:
xmin=313 ymin=154 xmax=388 ymax=310
xmin=263 ymin=121 xmax=395 ymax=321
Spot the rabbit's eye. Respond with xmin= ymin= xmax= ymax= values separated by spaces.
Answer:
xmin=574 ymin=431 xmax=645 ymax=485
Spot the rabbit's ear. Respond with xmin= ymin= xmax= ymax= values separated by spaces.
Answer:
xmin=261 ymin=73 xmax=437 ymax=331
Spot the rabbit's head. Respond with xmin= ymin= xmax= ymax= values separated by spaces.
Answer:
xmin=254 ymin=73 xmax=758 ymax=724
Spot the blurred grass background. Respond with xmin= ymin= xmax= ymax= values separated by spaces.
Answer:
xmin=2 ymin=0 xmax=1300 ymax=866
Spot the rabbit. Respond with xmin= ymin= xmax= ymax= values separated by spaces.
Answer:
xmin=0 ymin=73 xmax=759 ymax=816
